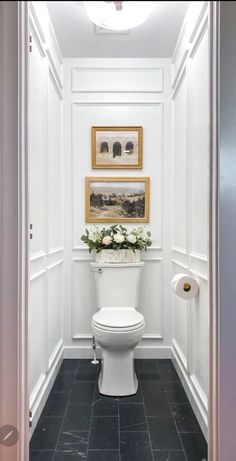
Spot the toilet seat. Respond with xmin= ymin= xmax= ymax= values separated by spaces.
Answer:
xmin=92 ymin=308 xmax=144 ymax=332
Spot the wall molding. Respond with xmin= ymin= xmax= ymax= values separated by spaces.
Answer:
xmin=30 ymin=251 xmax=46 ymax=262
xmin=72 ymin=333 xmax=163 ymax=340
xmin=29 ymin=349 xmax=63 ymax=438
xmin=189 ymin=251 xmax=207 ymax=262
xmin=172 ymin=65 xmax=187 ymax=99
xmin=172 ymin=338 xmax=188 ymax=371
xmin=63 ymin=345 xmax=172 ymax=360
xmin=72 ymin=101 xmax=163 ymax=107
xmin=47 ymin=338 xmax=63 ymax=371
xmin=172 ymin=345 xmax=208 ymax=440
xmin=72 ymin=245 xmax=162 ymax=251
xmin=46 ymin=49 xmax=63 ymax=90
xmin=189 ymin=15 xmax=208 ymax=60
xmin=189 ymin=268 xmax=208 ymax=282
xmin=71 ymin=66 xmax=163 ymax=93
xmin=29 ymin=13 xmax=46 ymax=59
xmin=172 ymin=246 xmax=187 ymax=255
xmin=29 ymin=2 xmax=46 ymax=44
xmin=48 ymin=246 xmax=63 ymax=256
xmin=189 ymin=2 xmax=208 ymax=44
xmin=171 ymin=258 xmax=189 ymax=270
xmin=172 ymin=49 xmax=189 ymax=90
xmin=30 ymin=269 xmax=46 ymax=282
xmin=46 ymin=258 xmax=63 ymax=271
xmin=48 ymin=21 xmax=63 ymax=65
xmin=49 ymin=65 xmax=63 ymax=100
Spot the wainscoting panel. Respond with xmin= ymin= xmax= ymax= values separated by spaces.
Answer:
xmin=29 ymin=274 xmax=46 ymax=403
xmin=172 ymin=68 xmax=188 ymax=252
xmin=63 ymin=58 xmax=172 ymax=356
xmin=188 ymin=20 xmax=209 ymax=257
xmin=71 ymin=65 xmax=163 ymax=93
xmin=48 ymin=67 xmax=63 ymax=253
xmin=29 ymin=3 xmax=64 ymax=437
xmin=72 ymin=258 xmax=97 ymax=339
xmin=29 ymin=18 xmax=46 ymax=258
xmin=139 ymin=258 xmax=163 ymax=339
xmin=171 ymin=4 xmax=209 ymax=438
xmin=46 ymin=262 xmax=63 ymax=369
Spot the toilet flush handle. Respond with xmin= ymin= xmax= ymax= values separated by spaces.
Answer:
xmin=90 ymin=267 xmax=103 ymax=274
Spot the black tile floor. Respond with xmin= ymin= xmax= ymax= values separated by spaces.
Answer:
xmin=30 ymin=359 xmax=208 ymax=461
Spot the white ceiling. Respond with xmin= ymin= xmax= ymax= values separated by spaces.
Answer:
xmin=47 ymin=1 xmax=189 ymax=58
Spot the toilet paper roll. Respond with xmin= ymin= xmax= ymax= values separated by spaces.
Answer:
xmin=171 ymin=273 xmax=199 ymax=300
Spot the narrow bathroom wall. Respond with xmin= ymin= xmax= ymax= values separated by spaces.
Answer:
xmin=62 ymin=57 xmax=173 ymax=359
xmin=171 ymin=1 xmax=209 ymax=438
xmin=28 ymin=1 xmax=64 ymax=435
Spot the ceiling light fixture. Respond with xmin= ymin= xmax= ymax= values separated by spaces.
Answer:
xmin=84 ymin=1 xmax=156 ymax=31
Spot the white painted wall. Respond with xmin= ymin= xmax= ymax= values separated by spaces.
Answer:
xmin=171 ymin=1 xmax=209 ymax=438
xmin=63 ymin=57 xmax=172 ymax=359
xmin=28 ymin=1 xmax=64 ymax=435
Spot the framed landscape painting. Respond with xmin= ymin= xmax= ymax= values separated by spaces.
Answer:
xmin=91 ymin=126 xmax=143 ymax=169
xmin=85 ymin=177 xmax=150 ymax=223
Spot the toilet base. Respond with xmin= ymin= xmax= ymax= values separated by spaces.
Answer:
xmin=98 ymin=349 xmax=138 ymax=396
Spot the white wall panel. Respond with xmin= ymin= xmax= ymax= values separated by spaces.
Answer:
xmin=139 ymin=259 xmax=163 ymax=339
xmin=191 ymin=277 xmax=209 ymax=396
xmin=28 ymin=4 xmax=64 ymax=436
xmin=29 ymin=25 xmax=46 ymax=257
xmin=189 ymin=23 xmax=209 ymax=257
xmin=72 ymin=66 xmax=163 ymax=93
xmin=47 ymin=263 xmax=63 ymax=367
xmin=172 ymin=262 xmax=188 ymax=367
xmin=72 ymin=260 xmax=97 ymax=338
xmin=171 ymin=6 xmax=209 ymax=438
xmin=48 ymin=69 xmax=62 ymax=252
xmin=29 ymin=275 xmax=45 ymax=397
xmin=64 ymin=58 xmax=172 ymax=355
xmin=72 ymin=102 xmax=163 ymax=250
xmin=172 ymin=70 xmax=187 ymax=252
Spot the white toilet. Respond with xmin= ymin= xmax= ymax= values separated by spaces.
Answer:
xmin=91 ymin=262 xmax=145 ymax=396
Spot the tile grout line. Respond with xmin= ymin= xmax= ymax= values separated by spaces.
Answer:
xmin=87 ymin=360 xmax=100 ymax=458
xmin=159 ymin=361 xmax=188 ymax=461
xmin=140 ymin=372 xmax=155 ymax=461
xmin=51 ymin=360 xmax=85 ymax=461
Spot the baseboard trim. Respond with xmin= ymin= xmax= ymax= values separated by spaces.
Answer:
xmin=63 ymin=346 xmax=172 ymax=360
xmin=171 ymin=345 xmax=208 ymax=441
xmin=29 ymin=344 xmax=63 ymax=438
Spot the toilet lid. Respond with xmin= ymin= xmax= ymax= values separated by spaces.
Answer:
xmin=92 ymin=308 xmax=144 ymax=329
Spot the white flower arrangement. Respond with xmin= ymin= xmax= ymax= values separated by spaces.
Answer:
xmin=81 ymin=224 xmax=152 ymax=253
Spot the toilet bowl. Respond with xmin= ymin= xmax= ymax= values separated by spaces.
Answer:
xmin=91 ymin=262 xmax=145 ymax=396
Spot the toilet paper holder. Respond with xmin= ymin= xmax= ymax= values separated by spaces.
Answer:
xmin=171 ymin=273 xmax=199 ymax=300
xmin=183 ymin=282 xmax=191 ymax=292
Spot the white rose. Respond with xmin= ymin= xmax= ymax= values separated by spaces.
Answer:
xmin=102 ymin=235 xmax=112 ymax=246
xmin=114 ymin=233 xmax=125 ymax=243
xmin=127 ymin=234 xmax=137 ymax=244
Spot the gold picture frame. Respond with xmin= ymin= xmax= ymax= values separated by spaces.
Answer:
xmin=91 ymin=126 xmax=143 ymax=169
xmin=85 ymin=177 xmax=150 ymax=223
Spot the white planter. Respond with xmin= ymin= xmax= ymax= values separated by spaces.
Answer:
xmin=95 ymin=249 xmax=140 ymax=264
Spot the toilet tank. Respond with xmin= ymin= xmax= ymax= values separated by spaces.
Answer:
xmin=90 ymin=262 xmax=144 ymax=309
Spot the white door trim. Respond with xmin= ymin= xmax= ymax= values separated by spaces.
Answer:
xmin=208 ymin=3 xmax=219 ymax=460
xmin=0 ymin=2 xmax=28 ymax=461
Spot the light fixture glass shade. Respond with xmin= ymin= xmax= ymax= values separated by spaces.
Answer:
xmin=84 ymin=1 xmax=156 ymax=31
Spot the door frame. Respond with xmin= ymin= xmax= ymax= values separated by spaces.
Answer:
xmin=1 ymin=1 xmax=235 ymax=460
xmin=0 ymin=2 xmax=29 ymax=461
